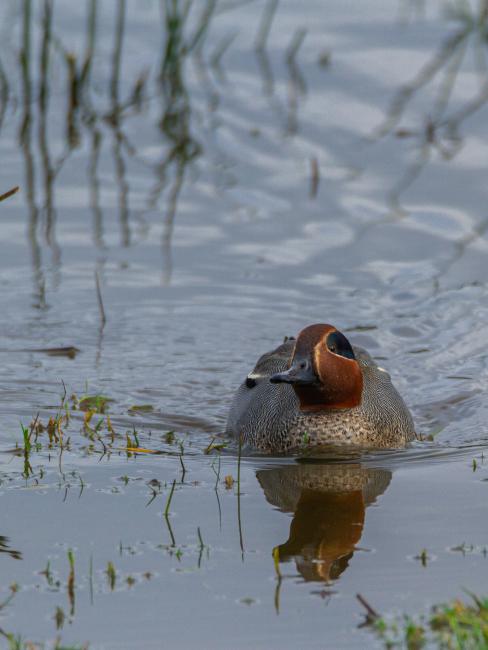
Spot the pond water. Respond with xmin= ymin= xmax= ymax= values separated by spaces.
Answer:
xmin=0 ymin=0 xmax=488 ymax=648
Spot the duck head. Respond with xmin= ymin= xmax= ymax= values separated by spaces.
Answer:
xmin=270 ymin=324 xmax=363 ymax=412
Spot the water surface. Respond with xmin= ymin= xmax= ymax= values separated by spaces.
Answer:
xmin=0 ymin=1 xmax=488 ymax=647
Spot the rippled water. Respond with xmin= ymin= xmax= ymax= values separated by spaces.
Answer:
xmin=0 ymin=1 xmax=488 ymax=648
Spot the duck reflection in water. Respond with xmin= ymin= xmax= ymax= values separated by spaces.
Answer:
xmin=256 ymin=462 xmax=391 ymax=582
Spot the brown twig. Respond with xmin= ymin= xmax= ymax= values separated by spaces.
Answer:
xmin=356 ymin=593 xmax=380 ymax=624
xmin=0 ymin=186 xmax=19 ymax=202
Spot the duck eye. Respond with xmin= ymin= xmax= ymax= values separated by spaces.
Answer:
xmin=326 ymin=331 xmax=355 ymax=360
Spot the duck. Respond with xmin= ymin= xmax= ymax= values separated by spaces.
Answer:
xmin=226 ymin=323 xmax=416 ymax=452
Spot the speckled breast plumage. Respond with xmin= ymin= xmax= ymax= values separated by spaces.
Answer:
xmin=226 ymin=340 xmax=415 ymax=452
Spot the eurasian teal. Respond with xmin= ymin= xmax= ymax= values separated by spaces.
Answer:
xmin=227 ymin=323 xmax=415 ymax=452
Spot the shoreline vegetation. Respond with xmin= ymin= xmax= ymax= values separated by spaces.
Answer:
xmin=358 ymin=592 xmax=488 ymax=649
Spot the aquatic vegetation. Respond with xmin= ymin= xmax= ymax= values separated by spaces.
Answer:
xmin=196 ymin=527 xmax=208 ymax=568
xmin=40 ymin=561 xmax=57 ymax=589
xmin=164 ymin=479 xmax=177 ymax=518
xmin=224 ymin=474 xmax=235 ymax=490
xmin=0 ymin=538 xmax=21 ymax=562
xmin=11 ymin=384 xmax=173 ymax=481
xmin=73 ymin=393 xmax=112 ymax=414
xmin=449 ymin=543 xmax=488 ymax=557
xmin=125 ymin=429 xmax=140 ymax=450
xmin=67 ymin=549 xmax=75 ymax=616
xmin=164 ymin=431 xmax=175 ymax=445
xmin=20 ymin=423 xmax=33 ymax=478
xmin=0 ymin=583 xmax=19 ymax=612
xmin=373 ymin=0 xmax=488 ymax=210
xmin=1 ymin=634 xmax=24 ymax=650
xmin=414 ymin=549 xmax=430 ymax=567
xmin=360 ymin=592 xmax=488 ymax=649
xmin=128 ymin=404 xmax=154 ymax=414
xmin=105 ymin=562 xmax=116 ymax=591
xmin=0 ymin=586 xmax=65 ymax=650
xmin=54 ymin=606 xmax=65 ymax=630
xmin=203 ymin=437 xmax=227 ymax=454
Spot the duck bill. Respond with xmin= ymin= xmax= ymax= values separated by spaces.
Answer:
xmin=270 ymin=359 xmax=317 ymax=385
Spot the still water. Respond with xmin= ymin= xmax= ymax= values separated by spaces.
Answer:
xmin=0 ymin=1 xmax=488 ymax=647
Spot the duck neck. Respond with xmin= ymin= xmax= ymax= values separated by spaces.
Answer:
xmin=294 ymin=383 xmax=362 ymax=412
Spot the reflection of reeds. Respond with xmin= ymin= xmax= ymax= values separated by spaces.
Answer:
xmin=3 ymin=0 xmax=307 ymax=294
xmin=81 ymin=0 xmax=97 ymax=87
xmin=39 ymin=0 xmax=61 ymax=283
xmin=374 ymin=1 xmax=488 ymax=208
xmin=152 ymin=0 xmax=218 ymax=281
xmin=105 ymin=1 xmax=131 ymax=244
xmin=0 ymin=536 xmax=21 ymax=561
xmin=254 ymin=0 xmax=308 ymax=135
xmin=5 ymin=0 xmax=219 ymax=291
xmin=0 ymin=60 xmax=9 ymax=133
xmin=89 ymin=129 xmax=104 ymax=248
xmin=19 ymin=0 xmax=46 ymax=309
xmin=285 ymin=27 xmax=307 ymax=134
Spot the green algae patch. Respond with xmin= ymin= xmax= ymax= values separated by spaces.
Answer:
xmin=128 ymin=404 xmax=154 ymax=414
xmin=76 ymin=395 xmax=113 ymax=413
